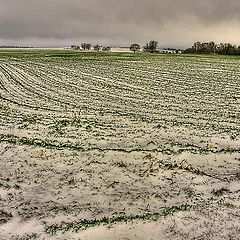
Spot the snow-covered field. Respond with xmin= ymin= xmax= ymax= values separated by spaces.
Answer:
xmin=0 ymin=50 xmax=240 ymax=239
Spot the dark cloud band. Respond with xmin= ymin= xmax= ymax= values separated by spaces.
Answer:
xmin=0 ymin=0 xmax=239 ymax=47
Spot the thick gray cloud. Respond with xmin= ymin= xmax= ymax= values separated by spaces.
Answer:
xmin=0 ymin=0 xmax=240 ymax=47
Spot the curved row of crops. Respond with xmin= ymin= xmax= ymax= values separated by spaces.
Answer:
xmin=0 ymin=52 xmax=239 ymax=152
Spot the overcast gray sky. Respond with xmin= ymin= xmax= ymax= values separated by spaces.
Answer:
xmin=0 ymin=0 xmax=240 ymax=48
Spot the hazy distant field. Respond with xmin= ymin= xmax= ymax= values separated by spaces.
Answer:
xmin=0 ymin=50 xmax=240 ymax=239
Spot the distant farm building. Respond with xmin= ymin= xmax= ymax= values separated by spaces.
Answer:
xmin=111 ymin=47 xmax=132 ymax=53
xmin=157 ymin=48 xmax=182 ymax=54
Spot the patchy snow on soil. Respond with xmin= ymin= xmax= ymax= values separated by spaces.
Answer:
xmin=0 ymin=51 xmax=239 ymax=239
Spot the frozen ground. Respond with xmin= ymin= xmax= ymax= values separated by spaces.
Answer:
xmin=0 ymin=51 xmax=239 ymax=239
